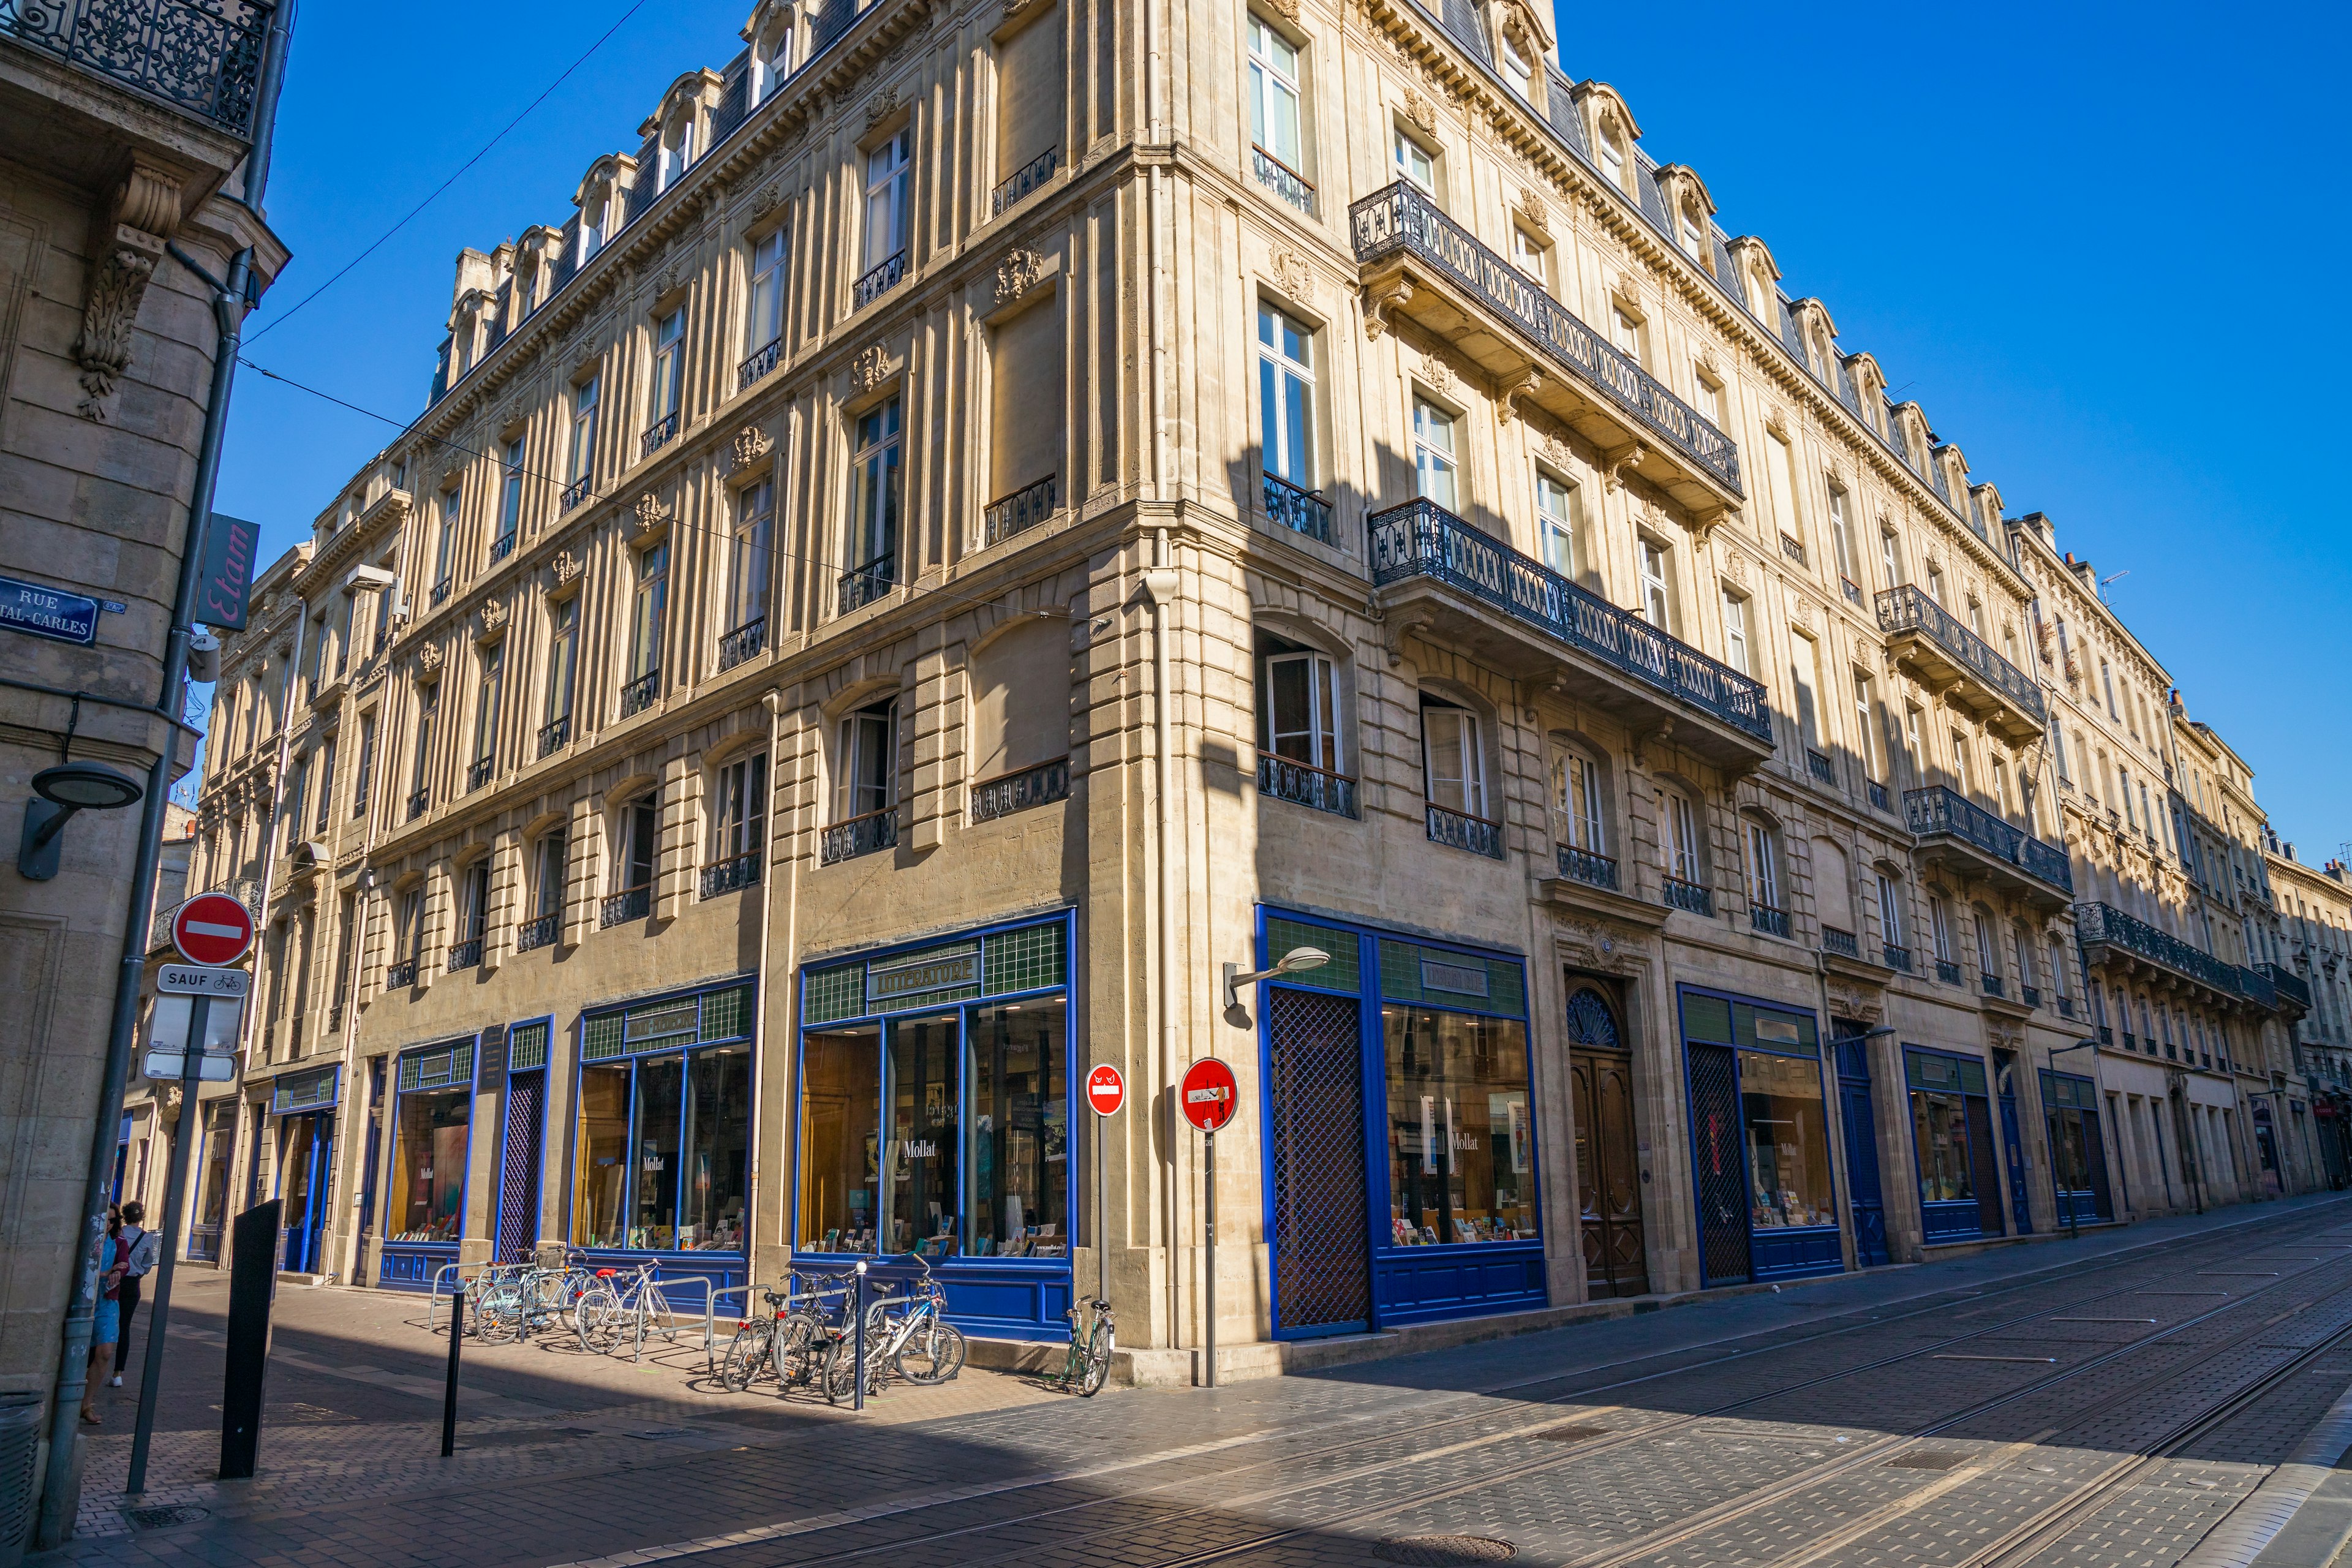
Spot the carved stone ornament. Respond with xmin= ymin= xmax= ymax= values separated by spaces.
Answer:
xmin=1537 ymin=431 xmax=1574 ymax=470
xmin=1270 ymin=247 xmax=1313 ymax=303
xmin=1420 ymin=354 xmax=1457 ymax=397
xmin=750 ymin=182 xmax=783 ymax=217
xmin=1003 ymin=0 xmax=1039 ymax=16
xmin=1697 ymin=345 xmax=1722 ymax=379
xmin=1513 ymin=187 xmax=1551 ymax=236
xmin=551 ymin=550 xmax=585 ymax=589
xmin=1724 ymin=550 xmax=1748 ymax=586
xmin=729 ymin=424 xmax=774 ymax=471
xmin=477 ymin=600 xmax=510 ymax=640
xmin=1267 ymin=0 xmax=1300 ymax=19
xmin=418 ymin=643 xmax=445 ymax=674
xmin=72 ymin=160 xmax=183 ymax=420
xmin=851 ymin=344 xmax=891 ymax=390
xmin=1363 ymin=277 xmax=1413 ymax=340
xmin=633 ymin=491 xmax=671 ymax=533
xmin=995 ymin=247 xmax=1045 ymax=306
xmin=1403 ymin=88 xmax=1438 ymax=135
xmin=864 ymin=85 xmax=900 ymax=127
xmin=1496 ymin=368 xmax=1542 ymax=426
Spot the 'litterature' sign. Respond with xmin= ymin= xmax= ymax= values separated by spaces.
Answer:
xmin=0 ymin=575 xmax=99 ymax=646
xmin=867 ymin=943 xmax=979 ymax=1005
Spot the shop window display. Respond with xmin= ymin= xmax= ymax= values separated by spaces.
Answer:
xmin=1382 ymin=1006 xmax=1535 ymax=1246
xmin=1739 ymin=1050 xmax=1834 ymax=1229
xmin=573 ymin=983 xmax=757 ymax=1253
xmin=968 ymin=1001 xmax=1068 ymax=1257
xmin=390 ymin=1087 xmax=468 ymax=1242
xmin=1910 ymin=1088 xmax=1975 ymax=1204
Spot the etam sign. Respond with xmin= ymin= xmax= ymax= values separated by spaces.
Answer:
xmin=195 ymin=512 xmax=260 ymax=631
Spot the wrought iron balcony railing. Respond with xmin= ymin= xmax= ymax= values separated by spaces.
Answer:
xmin=839 ymin=554 xmax=894 ymax=616
xmin=1875 ymin=585 xmax=2045 ymax=725
xmin=1937 ymin=959 xmax=1962 ymax=985
xmin=1556 ymin=843 xmax=1618 ymax=891
xmin=1885 ymin=943 xmax=1915 ymax=973
xmin=2073 ymin=900 xmax=2251 ymax=1003
xmin=1662 ymin=875 xmax=1713 ymax=916
xmin=515 ymin=914 xmax=557 ymax=954
xmin=1751 ymin=905 xmax=1790 ymax=938
xmin=1370 ymin=499 xmax=1771 ymax=744
xmin=1427 ymin=802 xmax=1504 ymax=860
xmin=601 ymin=886 xmax=650 ymax=927
xmin=1867 ymin=779 xmax=1890 ymax=812
xmin=1841 ymin=577 xmax=1863 ymax=606
xmin=559 ymin=475 xmax=592 ymax=511
xmin=1261 ymin=472 xmax=1333 ymax=545
xmin=738 ymin=336 xmax=783 ymax=390
xmin=447 ymin=938 xmax=481 ymax=973
xmin=386 ymin=959 xmax=417 ymax=990
xmin=852 ymin=249 xmax=908 ymax=310
xmin=1904 ymin=785 xmax=2074 ymax=896
xmin=1780 ymin=533 xmax=1806 ymax=566
xmin=2236 ymin=965 xmax=2278 ymax=1011
xmin=407 ymin=788 xmax=428 ymax=822
xmin=619 ymin=669 xmax=660 ymax=718
xmin=2260 ymin=963 xmax=2312 ymax=1011
xmin=1251 ymin=145 xmax=1314 ymax=213
xmin=700 ymin=850 xmax=762 ymax=899
xmin=1806 ymin=748 xmax=1835 ymax=785
xmin=2056 ymin=995 xmax=2076 ymax=1019
xmin=538 ymin=714 xmax=571 ymax=758
xmin=1351 ymin=181 xmax=1742 ymax=496
xmin=466 ymin=756 xmax=493 ymax=792
xmin=431 ymin=576 xmax=452 ymax=608
xmin=1822 ymin=925 xmax=1860 ymax=959
xmin=641 ymin=410 xmax=679 ymax=457
xmin=970 ymin=756 xmax=1071 ymax=824
xmin=983 ymin=474 xmax=1057 ymax=546
xmin=1257 ymin=753 xmax=1357 ymax=820
xmin=821 ymin=807 xmax=897 ymax=865
xmin=992 ymin=145 xmax=1058 ymax=216
xmin=1981 ymin=972 xmax=2006 ymax=998
xmin=2021 ymin=984 xmax=2041 ymax=1008
xmin=3 ymin=0 xmax=274 ymax=132
xmin=717 ymin=618 xmax=766 ymax=672
xmin=488 ymin=531 xmax=516 ymax=565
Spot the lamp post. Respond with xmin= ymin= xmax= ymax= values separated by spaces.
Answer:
xmin=2048 ymin=1038 xmax=2100 ymax=1240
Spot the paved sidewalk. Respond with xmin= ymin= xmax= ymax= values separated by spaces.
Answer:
xmin=45 ymin=1191 xmax=2352 ymax=1566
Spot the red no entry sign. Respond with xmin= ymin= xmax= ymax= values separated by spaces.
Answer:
xmin=170 ymin=892 xmax=254 ymax=968
xmin=1086 ymin=1064 xmax=1126 ymax=1117
xmin=1180 ymin=1057 xmax=1238 ymax=1134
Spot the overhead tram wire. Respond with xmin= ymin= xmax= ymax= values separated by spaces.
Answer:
xmin=236 ymin=355 xmax=1077 ymax=630
xmin=243 ymin=0 xmax=657 ymax=347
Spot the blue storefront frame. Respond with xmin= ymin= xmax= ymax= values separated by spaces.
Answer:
xmin=571 ymin=978 xmax=759 ymax=1313
xmin=1905 ymin=1046 xmax=2002 ymax=1245
xmin=791 ymin=911 xmax=1077 ymax=1344
xmin=1679 ymin=984 xmax=1844 ymax=1288
xmin=379 ymin=1036 xmax=480 ymax=1291
xmin=1255 ymin=908 xmax=1546 ymax=1341
xmin=489 ymin=1015 xmax=555 ymax=1264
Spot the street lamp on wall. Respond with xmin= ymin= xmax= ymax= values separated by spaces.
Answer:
xmin=17 ymin=761 xmax=145 ymax=881
xmin=1221 ymin=946 xmax=1330 ymax=1029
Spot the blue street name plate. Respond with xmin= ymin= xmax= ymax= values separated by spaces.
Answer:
xmin=0 ymin=575 xmax=99 ymax=646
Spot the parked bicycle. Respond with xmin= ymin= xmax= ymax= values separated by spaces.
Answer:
xmin=576 ymin=1259 xmax=680 ymax=1359
xmin=477 ymin=1253 xmax=597 ymax=1346
xmin=717 ymin=1268 xmax=860 ymax=1393
xmin=1052 ymin=1294 xmax=1115 ymax=1396
xmin=823 ymin=1255 xmax=967 ymax=1404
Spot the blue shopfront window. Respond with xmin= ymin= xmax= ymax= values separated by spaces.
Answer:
xmin=1905 ymin=1046 xmax=2002 ymax=1242
xmin=575 ymin=982 xmax=755 ymax=1253
xmin=389 ymin=1041 xmax=474 ymax=1242
xmin=1679 ymin=987 xmax=1839 ymax=1285
xmin=1381 ymin=1008 xmax=1534 ymax=1246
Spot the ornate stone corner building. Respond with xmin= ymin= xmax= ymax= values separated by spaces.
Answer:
xmin=186 ymin=0 xmax=2307 ymax=1364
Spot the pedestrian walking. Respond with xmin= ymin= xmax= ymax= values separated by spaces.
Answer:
xmin=111 ymin=1200 xmax=157 ymax=1387
xmin=80 ymin=1221 xmax=125 ymax=1424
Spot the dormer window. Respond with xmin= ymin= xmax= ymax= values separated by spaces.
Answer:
xmin=755 ymin=18 xmax=793 ymax=101
xmin=660 ymin=114 xmax=695 ymax=190
xmin=1499 ymin=30 xmax=1533 ymax=100
xmin=1678 ymin=202 xmax=1707 ymax=258
xmin=581 ymin=190 xmax=611 ymax=262
xmin=1597 ymin=124 xmax=1626 ymax=190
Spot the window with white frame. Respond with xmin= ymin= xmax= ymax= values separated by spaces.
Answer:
xmin=1412 ymin=397 xmax=1458 ymax=510
xmin=1420 ymin=699 xmax=1486 ymax=821
xmin=1880 ymin=526 xmax=1904 ymax=587
xmin=1746 ymin=821 xmax=1781 ymax=912
xmin=1720 ymin=590 xmax=1751 ymax=675
xmin=2014 ymin=923 xmax=2037 ymax=992
xmin=1877 ymin=873 xmax=1905 ymax=949
xmin=1246 ymin=18 xmax=1304 ymax=176
xmin=1536 ymin=470 xmax=1580 ymax=578
xmin=434 ymin=489 xmax=459 ymax=587
xmin=1659 ymin=787 xmax=1702 ymax=884
xmin=544 ymin=598 xmax=576 ymax=726
xmin=1609 ymin=304 xmax=1643 ymax=366
xmin=497 ymin=439 xmax=524 ymax=545
xmin=863 ymin=130 xmax=911 ymax=274
xmin=410 ymin=684 xmax=438 ymax=797
xmin=2050 ymin=941 xmax=2071 ymax=1008
xmin=629 ymin=541 xmax=667 ymax=682
xmin=459 ymin=860 xmax=489 ymax=949
xmin=1930 ymin=894 xmax=1954 ymax=963
xmin=731 ymin=478 xmax=772 ymax=633
xmin=1393 ymin=126 xmax=1436 ymax=195
xmin=650 ymin=308 xmax=685 ymax=426
xmin=747 ymin=228 xmax=787 ymax=356
xmin=1257 ymin=303 xmax=1316 ymax=491
xmin=1926 ymin=562 xmax=1947 ymax=605
xmin=1554 ymin=747 xmax=1604 ymax=853
xmin=660 ymin=110 xmax=695 ymax=191
xmin=1510 ymin=224 xmax=1548 ymax=287
xmin=614 ymin=792 xmax=659 ymax=895
xmin=1597 ymin=123 xmax=1626 ymax=190
xmin=755 ymin=17 xmax=793 ymax=100
xmin=533 ymin=830 xmax=567 ymax=919
xmin=568 ymin=376 xmax=599 ymax=485
xmin=1973 ymin=909 xmax=1997 ymax=982
xmin=848 ymin=397 xmax=903 ymax=576
xmin=472 ymin=643 xmax=502 ymax=767
xmin=836 ymin=699 xmax=898 ymax=823
xmin=1637 ymin=538 xmax=1674 ymax=630
xmin=1827 ymin=484 xmax=1858 ymax=585
xmin=712 ymin=753 xmax=768 ymax=861
xmin=1853 ymin=670 xmax=1880 ymax=779
xmin=1260 ymin=643 xmax=1343 ymax=775
xmin=1789 ymin=631 xmax=1823 ymax=750
xmin=1498 ymin=28 xmax=1533 ymax=99
xmin=1950 ymin=730 xmax=1973 ymax=796
xmin=1692 ymin=371 xmax=1725 ymax=429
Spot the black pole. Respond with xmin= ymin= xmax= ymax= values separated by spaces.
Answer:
xmin=440 ymin=1289 xmax=462 ymax=1457
xmin=851 ymin=1264 xmax=865 ymax=1413
xmin=125 ymin=997 xmax=211 ymax=1493
xmin=35 ymin=244 xmax=252 ymax=1549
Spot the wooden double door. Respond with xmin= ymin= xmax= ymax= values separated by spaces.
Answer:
xmin=1572 ymin=1048 xmax=1649 ymax=1298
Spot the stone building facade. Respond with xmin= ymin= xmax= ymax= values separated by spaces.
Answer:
xmin=2266 ymin=840 xmax=2352 ymax=1185
xmin=0 ymin=0 xmax=284 ymax=1465
xmin=183 ymin=0 xmax=2307 ymax=1368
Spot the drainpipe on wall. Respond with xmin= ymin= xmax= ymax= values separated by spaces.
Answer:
xmin=752 ymin=690 xmax=783 ymax=1263
xmin=1138 ymin=532 xmax=1182 ymax=1368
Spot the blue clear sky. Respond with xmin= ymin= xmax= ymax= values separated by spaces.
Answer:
xmin=211 ymin=0 xmax=2351 ymax=852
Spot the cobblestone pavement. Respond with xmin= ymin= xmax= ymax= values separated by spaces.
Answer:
xmin=46 ymin=1194 xmax=2352 ymax=1568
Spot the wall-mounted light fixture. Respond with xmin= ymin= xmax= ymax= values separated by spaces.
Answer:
xmin=1221 ymin=946 xmax=1332 ymax=1029
xmin=18 ymin=761 xmax=145 ymax=881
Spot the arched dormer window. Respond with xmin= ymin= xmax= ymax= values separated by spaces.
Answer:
xmin=573 ymin=154 xmax=636 ymax=263
xmin=1653 ymin=165 xmax=1717 ymax=271
xmin=1572 ymin=81 xmax=1640 ymax=196
xmin=745 ymin=0 xmax=796 ymax=103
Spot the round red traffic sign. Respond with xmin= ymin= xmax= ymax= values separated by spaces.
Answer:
xmin=1179 ymin=1057 xmax=1238 ymax=1134
xmin=1086 ymin=1064 xmax=1126 ymax=1117
xmin=170 ymin=892 xmax=254 ymax=968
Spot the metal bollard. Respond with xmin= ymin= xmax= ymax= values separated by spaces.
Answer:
xmin=853 ymin=1261 xmax=867 ymax=1413
xmin=441 ymin=1289 xmax=463 ymax=1457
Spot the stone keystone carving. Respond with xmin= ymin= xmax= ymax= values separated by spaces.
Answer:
xmin=1420 ymin=355 xmax=1457 ymax=396
xmin=1537 ymin=431 xmax=1573 ymax=470
xmin=864 ymin=86 xmax=900 ymax=127
xmin=1267 ymin=0 xmax=1301 ymax=19
xmin=633 ymin=492 xmax=671 ymax=533
xmin=1514 ymin=187 xmax=1551 ymax=236
xmin=995 ymin=247 xmax=1046 ymax=306
xmin=1270 ymin=248 xmax=1313 ymax=303
xmin=750 ymin=182 xmax=782 ymax=217
xmin=730 ymin=424 xmax=774 ymax=471
xmin=418 ymin=644 xmax=445 ymax=674
xmin=851 ymin=344 xmax=891 ymax=390
xmin=1403 ymin=88 xmax=1438 ymax=135
xmin=551 ymin=550 xmax=584 ymax=588
xmin=477 ymin=600 xmax=510 ymax=639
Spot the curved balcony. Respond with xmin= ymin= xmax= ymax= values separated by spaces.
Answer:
xmin=852 ymin=249 xmax=908 ymax=311
xmin=2074 ymin=900 xmax=2278 ymax=1014
xmin=737 ymin=336 xmax=783 ymax=391
xmin=983 ymin=474 xmax=1058 ymax=547
xmin=1875 ymin=586 xmax=2045 ymax=743
xmin=699 ymin=851 xmax=761 ymax=899
xmin=1370 ymin=498 xmax=1772 ymax=766
xmin=1350 ymin=181 xmax=1741 ymax=513
xmin=1904 ymin=785 xmax=2073 ymax=911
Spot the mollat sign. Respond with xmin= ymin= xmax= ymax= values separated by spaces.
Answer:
xmin=900 ymin=1139 xmax=939 ymax=1160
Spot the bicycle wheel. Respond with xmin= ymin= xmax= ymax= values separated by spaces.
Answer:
xmin=821 ymin=1335 xmax=864 ymax=1406
xmin=720 ymin=1319 xmax=774 ymax=1392
xmin=776 ymin=1313 xmax=820 ymax=1388
xmin=475 ymin=1288 xmax=525 ymax=1346
xmin=1079 ymin=1319 xmax=1114 ymax=1396
xmin=576 ymin=1284 xmax=625 ymax=1355
xmin=643 ymin=1285 xmax=678 ymax=1345
xmin=892 ymin=1317 xmax=967 ymax=1385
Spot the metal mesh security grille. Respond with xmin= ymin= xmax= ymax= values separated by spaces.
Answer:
xmin=1687 ymin=1041 xmax=1751 ymax=1287
xmin=497 ymin=1071 xmax=544 ymax=1261
xmin=1268 ymin=988 xmax=1371 ymax=1334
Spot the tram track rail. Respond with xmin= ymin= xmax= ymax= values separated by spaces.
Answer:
xmin=630 ymin=1207 xmax=2352 ymax=1568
